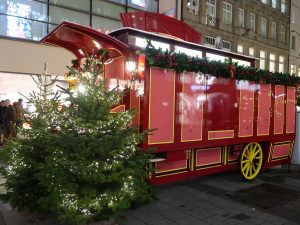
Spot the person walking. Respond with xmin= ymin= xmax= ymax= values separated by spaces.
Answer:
xmin=0 ymin=100 xmax=7 ymax=144
xmin=13 ymin=98 xmax=25 ymax=128
xmin=5 ymin=99 xmax=17 ymax=138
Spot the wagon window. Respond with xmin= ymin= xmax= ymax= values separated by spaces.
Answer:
xmin=134 ymin=37 xmax=170 ymax=51
xmin=232 ymin=58 xmax=251 ymax=67
xmin=175 ymin=46 xmax=202 ymax=58
xmin=206 ymin=53 xmax=228 ymax=62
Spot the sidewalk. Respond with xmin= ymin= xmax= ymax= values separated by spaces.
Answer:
xmin=1 ymin=166 xmax=300 ymax=225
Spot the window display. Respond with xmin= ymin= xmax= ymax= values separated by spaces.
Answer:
xmin=7 ymin=1 xmax=31 ymax=39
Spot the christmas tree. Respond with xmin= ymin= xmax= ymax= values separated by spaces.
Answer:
xmin=0 ymin=50 xmax=152 ymax=224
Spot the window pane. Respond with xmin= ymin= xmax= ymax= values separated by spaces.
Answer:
xmin=50 ymin=0 xmax=90 ymax=11
xmin=237 ymin=44 xmax=243 ymax=54
xmin=206 ymin=53 xmax=228 ymax=62
xmin=92 ymin=0 xmax=125 ymax=19
xmin=49 ymin=6 xmax=90 ymax=26
xmin=249 ymin=47 xmax=255 ymax=56
xmin=108 ymin=0 xmax=126 ymax=4
xmin=92 ymin=16 xmax=121 ymax=33
xmin=187 ymin=0 xmax=199 ymax=15
xmin=0 ymin=14 xmax=47 ymax=40
xmin=128 ymin=0 xmax=158 ymax=12
xmin=175 ymin=46 xmax=202 ymax=58
xmin=232 ymin=59 xmax=250 ymax=67
xmin=1 ymin=0 xmax=47 ymax=21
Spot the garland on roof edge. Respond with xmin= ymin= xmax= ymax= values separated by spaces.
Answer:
xmin=145 ymin=42 xmax=300 ymax=87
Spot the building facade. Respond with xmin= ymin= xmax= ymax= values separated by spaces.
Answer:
xmin=0 ymin=0 xmax=160 ymax=102
xmin=289 ymin=0 xmax=300 ymax=76
xmin=183 ymin=0 xmax=290 ymax=73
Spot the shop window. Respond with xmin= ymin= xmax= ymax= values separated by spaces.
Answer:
xmin=260 ymin=50 xmax=266 ymax=70
xmin=128 ymin=0 xmax=158 ymax=13
xmin=237 ymin=44 xmax=243 ymax=54
xmin=206 ymin=53 xmax=228 ymax=62
xmin=269 ymin=53 xmax=275 ymax=72
xmin=249 ymin=47 xmax=255 ymax=57
xmin=175 ymin=46 xmax=202 ymax=58
xmin=50 ymin=0 xmax=90 ymax=12
xmin=279 ymin=56 xmax=284 ymax=73
xmin=290 ymin=64 xmax=296 ymax=74
xmin=232 ymin=58 xmax=250 ymax=67
xmin=0 ymin=0 xmax=47 ymax=40
xmin=92 ymin=16 xmax=121 ymax=33
xmin=49 ymin=5 xmax=89 ymax=26
xmin=92 ymin=0 xmax=125 ymax=19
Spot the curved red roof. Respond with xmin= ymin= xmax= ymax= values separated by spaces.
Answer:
xmin=40 ymin=21 xmax=131 ymax=59
xmin=120 ymin=12 xmax=201 ymax=44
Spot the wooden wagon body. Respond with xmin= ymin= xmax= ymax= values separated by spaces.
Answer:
xmin=41 ymin=12 xmax=297 ymax=184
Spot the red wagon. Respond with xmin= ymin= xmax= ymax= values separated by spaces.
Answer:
xmin=41 ymin=12 xmax=298 ymax=184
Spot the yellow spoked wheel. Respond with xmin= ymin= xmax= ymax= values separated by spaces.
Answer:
xmin=240 ymin=142 xmax=263 ymax=180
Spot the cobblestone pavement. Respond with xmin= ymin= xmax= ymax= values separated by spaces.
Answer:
xmin=1 ymin=166 xmax=300 ymax=225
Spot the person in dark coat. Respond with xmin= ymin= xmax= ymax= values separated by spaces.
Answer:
xmin=5 ymin=99 xmax=16 ymax=138
xmin=0 ymin=100 xmax=7 ymax=144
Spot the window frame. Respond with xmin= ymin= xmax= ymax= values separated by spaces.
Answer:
xmin=223 ymin=2 xmax=232 ymax=25
xmin=250 ymin=13 xmax=255 ymax=31
xmin=260 ymin=17 xmax=267 ymax=38
xmin=238 ymin=8 xmax=245 ymax=28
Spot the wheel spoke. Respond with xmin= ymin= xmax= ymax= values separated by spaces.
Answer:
xmin=242 ymin=159 xmax=249 ymax=164
xmin=242 ymin=163 xmax=249 ymax=171
xmin=249 ymin=164 xmax=252 ymax=177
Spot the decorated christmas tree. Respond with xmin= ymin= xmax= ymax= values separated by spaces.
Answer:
xmin=0 ymin=50 xmax=152 ymax=224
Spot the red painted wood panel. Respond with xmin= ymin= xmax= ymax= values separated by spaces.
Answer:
xmin=148 ymin=67 xmax=175 ymax=144
xmin=208 ymin=130 xmax=234 ymax=140
xmin=104 ymin=56 xmax=125 ymax=90
xmin=274 ymin=85 xmax=285 ymax=134
xmin=196 ymin=147 xmax=221 ymax=166
xmin=181 ymin=72 xmax=204 ymax=142
xmin=239 ymin=81 xmax=254 ymax=137
xmin=257 ymin=84 xmax=271 ymax=136
xmin=272 ymin=144 xmax=290 ymax=158
xmin=156 ymin=160 xmax=187 ymax=173
xmin=130 ymin=89 xmax=140 ymax=127
xmin=286 ymin=87 xmax=296 ymax=133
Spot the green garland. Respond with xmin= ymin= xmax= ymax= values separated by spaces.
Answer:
xmin=145 ymin=42 xmax=300 ymax=87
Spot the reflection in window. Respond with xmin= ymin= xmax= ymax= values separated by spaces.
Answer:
xmin=279 ymin=56 xmax=284 ymax=73
xmin=259 ymin=50 xmax=266 ymax=70
xmin=269 ymin=53 xmax=275 ymax=72
xmin=232 ymin=59 xmax=250 ymax=67
xmin=0 ymin=0 xmax=47 ymax=40
xmin=128 ymin=0 xmax=157 ymax=12
xmin=92 ymin=16 xmax=121 ymax=33
xmin=49 ymin=6 xmax=89 ymax=26
xmin=92 ymin=0 xmax=125 ymax=19
xmin=50 ymin=0 xmax=90 ymax=11
xmin=206 ymin=53 xmax=228 ymax=62
xmin=175 ymin=46 xmax=202 ymax=58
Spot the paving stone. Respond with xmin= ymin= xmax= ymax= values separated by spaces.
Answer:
xmin=175 ymin=217 xmax=210 ymax=225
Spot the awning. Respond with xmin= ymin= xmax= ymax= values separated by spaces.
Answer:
xmin=40 ymin=21 xmax=131 ymax=59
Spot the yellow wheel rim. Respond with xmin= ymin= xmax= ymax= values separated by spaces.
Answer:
xmin=240 ymin=142 xmax=263 ymax=180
